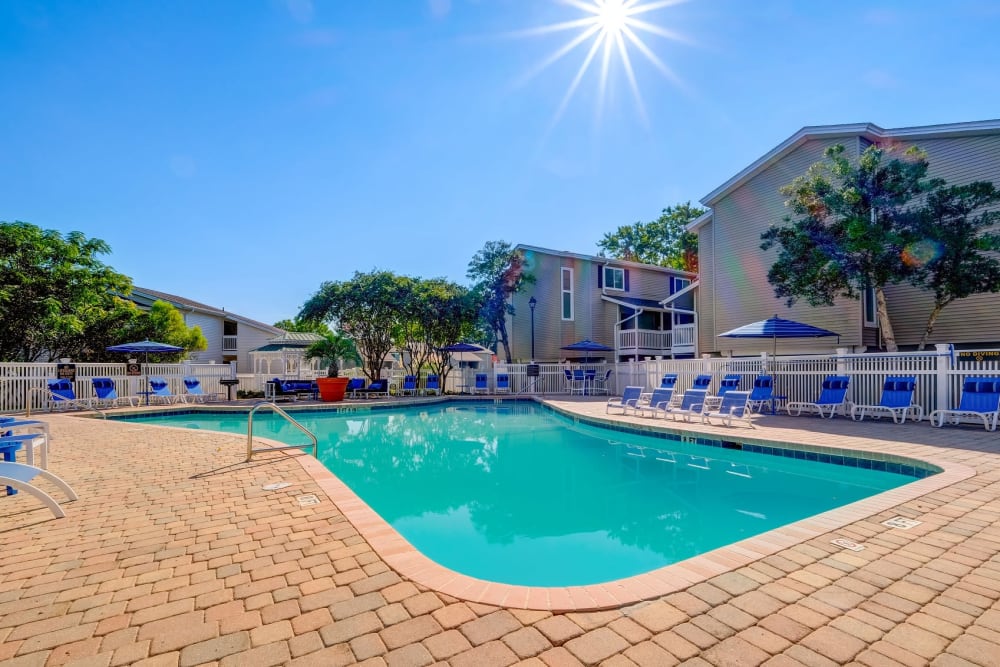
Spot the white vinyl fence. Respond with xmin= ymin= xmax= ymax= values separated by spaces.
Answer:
xmin=4 ymin=344 xmax=997 ymax=418
xmin=1 ymin=362 xmax=236 ymax=414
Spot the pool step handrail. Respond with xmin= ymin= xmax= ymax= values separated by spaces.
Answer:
xmin=246 ymin=401 xmax=318 ymax=462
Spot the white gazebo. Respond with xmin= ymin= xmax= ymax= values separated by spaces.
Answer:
xmin=248 ymin=332 xmax=324 ymax=378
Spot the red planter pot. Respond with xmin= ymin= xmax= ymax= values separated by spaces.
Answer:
xmin=315 ymin=377 xmax=349 ymax=402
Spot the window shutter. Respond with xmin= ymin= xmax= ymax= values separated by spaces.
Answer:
xmin=624 ymin=269 xmax=630 ymax=292
xmin=597 ymin=267 xmax=603 ymax=288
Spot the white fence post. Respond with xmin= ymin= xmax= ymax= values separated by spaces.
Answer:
xmin=935 ymin=343 xmax=952 ymax=413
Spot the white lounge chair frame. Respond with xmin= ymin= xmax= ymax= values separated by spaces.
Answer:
xmin=0 ymin=461 xmax=77 ymax=518
xmin=701 ymin=391 xmax=755 ymax=428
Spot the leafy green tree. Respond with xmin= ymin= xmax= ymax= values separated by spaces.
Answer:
xmin=304 ymin=332 xmax=361 ymax=377
xmin=899 ymin=182 xmax=1000 ymax=349
xmin=299 ymin=270 xmax=409 ymax=382
xmin=141 ymin=300 xmax=208 ymax=359
xmin=760 ymin=144 xmax=938 ymax=352
xmin=273 ymin=317 xmax=332 ymax=336
xmin=467 ymin=241 xmax=533 ymax=364
xmin=597 ymin=203 xmax=704 ymax=271
xmin=0 ymin=221 xmax=134 ymax=361
xmin=406 ymin=279 xmax=479 ymax=385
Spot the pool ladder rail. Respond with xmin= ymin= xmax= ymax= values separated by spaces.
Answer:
xmin=246 ymin=401 xmax=318 ymax=462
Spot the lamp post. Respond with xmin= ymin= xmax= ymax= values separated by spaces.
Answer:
xmin=528 ymin=296 xmax=537 ymax=361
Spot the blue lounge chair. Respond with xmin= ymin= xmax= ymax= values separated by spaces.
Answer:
xmin=183 ymin=376 xmax=222 ymax=403
xmin=91 ymin=377 xmax=136 ymax=408
xmin=638 ymin=387 xmax=677 ymax=418
xmin=660 ymin=374 xmax=678 ymax=389
xmin=928 ymin=377 xmax=1000 ymax=431
xmin=357 ymin=379 xmax=389 ymax=398
xmin=148 ymin=377 xmax=181 ymax=405
xmin=702 ymin=391 xmax=754 ymax=428
xmin=717 ymin=374 xmax=741 ymax=397
xmin=46 ymin=379 xmax=90 ymax=411
xmin=0 ymin=461 xmax=77 ymax=518
xmin=424 ymin=375 xmax=441 ymax=396
xmin=747 ymin=375 xmax=775 ymax=413
xmin=496 ymin=373 xmax=510 ymax=394
xmin=1 ymin=416 xmax=49 ymax=441
xmin=851 ymin=376 xmax=923 ymax=423
xmin=692 ymin=374 xmax=712 ymax=391
xmin=0 ymin=432 xmax=48 ymax=469
xmin=401 ymin=375 xmax=418 ymax=396
xmin=346 ymin=377 xmax=366 ymax=398
xmin=786 ymin=375 xmax=851 ymax=418
xmin=473 ymin=373 xmax=489 ymax=394
xmin=667 ymin=389 xmax=709 ymax=422
xmin=607 ymin=386 xmax=643 ymax=414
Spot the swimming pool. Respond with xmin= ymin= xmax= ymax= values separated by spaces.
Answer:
xmin=125 ymin=402 xmax=933 ymax=586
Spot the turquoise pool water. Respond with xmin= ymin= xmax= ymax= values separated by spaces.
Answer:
xmin=126 ymin=403 xmax=923 ymax=586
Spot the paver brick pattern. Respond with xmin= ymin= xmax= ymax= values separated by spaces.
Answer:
xmin=2 ymin=403 xmax=1000 ymax=665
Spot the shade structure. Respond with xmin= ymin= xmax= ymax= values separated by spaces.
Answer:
xmin=560 ymin=339 xmax=614 ymax=352
xmin=718 ymin=315 xmax=839 ymax=358
xmin=438 ymin=342 xmax=486 ymax=353
xmin=106 ymin=340 xmax=185 ymax=405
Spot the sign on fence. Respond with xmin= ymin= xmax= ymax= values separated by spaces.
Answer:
xmin=126 ymin=363 xmax=142 ymax=377
xmin=56 ymin=363 xmax=76 ymax=382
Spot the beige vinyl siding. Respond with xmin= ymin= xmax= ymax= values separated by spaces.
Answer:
xmin=235 ymin=325 xmax=276 ymax=372
xmin=187 ymin=313 xmax=223 ymax=363
xmin=879 ymin=133 xmax=1000 ymax=347
xmin=707 ymin=137 xmax=862 ymax=355
xmin=698 ymin=223 xmax=714 ymax=354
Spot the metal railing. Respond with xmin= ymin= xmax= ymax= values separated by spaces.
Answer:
xmin=246 ymin=401 xmax=318 ymax=462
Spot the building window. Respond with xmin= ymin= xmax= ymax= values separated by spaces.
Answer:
xmin=561 ymin=267 xmax=574 ymax=321
xmin=670 ymin=277 xmax=694 ymax=326
xmin=863 ymin=286 xmax=877 ymax=327
xmin=603 ymin=266 xmax=625 ymax=291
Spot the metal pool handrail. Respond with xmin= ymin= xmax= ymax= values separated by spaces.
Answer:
xmin=246 ymin=401 xmax=318 ymax=462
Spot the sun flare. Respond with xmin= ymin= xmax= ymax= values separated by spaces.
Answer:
xmin=512 ymin=0 xmax=691 ymax=128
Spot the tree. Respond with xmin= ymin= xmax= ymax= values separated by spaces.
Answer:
xmin=304 ymin=332 xmax=361 ymax=377
xmin=466 ymin=241 xmax=533 ymax=364
xmin=760 ymin=144 xmax=938 ymax=352
xmin=273 ymin=317 xmax=332 ymax=336
xmin=140 ymin=301 xmax=208 ymax=359
xmin=0 ymin=221 xmax=134 ymax=361
xmin=900 ymin=182 xmax=1000 ymax=349
xmin=409 ymin=279 xmax=479 ymax=386
xmin=299 ymin=270 xmax=409 ymax=382
xmin=597 ymin=203 xmax=704 ymax=272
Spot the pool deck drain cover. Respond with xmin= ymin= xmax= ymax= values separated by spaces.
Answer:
xmin=263 ymin=482 xmax=291 ymax=491
xmin=297 ymin=494 xmax=321 ymax=507
xmin=882 ymin=516 xmax=922 ymax=529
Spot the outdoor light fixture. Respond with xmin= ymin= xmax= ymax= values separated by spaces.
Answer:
xmin=529 ymin=296 xmax=537 ymax=361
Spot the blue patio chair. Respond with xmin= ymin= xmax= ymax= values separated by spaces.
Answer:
xmin=401 ymin=375 xmax=418 ymax=396
xmin=424 ymin=375 xmax=441 ymax=396
xmin=496 ymin=373 xmax=510 ymax=394
xmin=786 ymin=375 xmax=851 ymax=418
xmin=590 ymin=369 xmax=613 ymax=395
xmin=928 ymin=377 xmax=1000 ymax=431
xmin=569 ymin=369 xmax=587 ymax=395
xmin=473 ymin=373 xmax=489 ymax=394
xmin=357 ymin=379 xmax=389 ymax=398
xmin=91 ymin=377 xmax=136 ymax=408
xmin=660 ymin=374 xmax=678 ymax=389
xmin=346 ymin=377 xmax=366 ymax=398
xmin=607 ymin=386 xmax=644 ymax=415
xmin=667 ymin=389 xmax=709 ymax=422
xmin=638 ymin=387 xmax=677 ymax=418
xmin=46 ymin=379 xmax=90 ymax=411
xmin=563 ymin=369 xmax=574 ymax=392
xmin=717 ymin=374 xmax=741 ymax=397
xmin=702 ymin=391 xmax=754 ymax=428
xmin=0 ymin=461 xmax=77 ymax=518
xmin=692 ymin=374 xmax=713 ymax=391
xmin=148 ymin=377 xmax=181 ymax=405
xmin=851 ymin=376 xmax=923 ymax=423
xmin=182 ymin=376 xmax=222 ymax=403
xmin=747 ymin=375 xmax=775 ymax=413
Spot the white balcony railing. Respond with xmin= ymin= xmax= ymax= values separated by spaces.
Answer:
xmin=222 ymin=335 xmax=238 ymax=352
xmin=617 ymin=325 xmax=695 ymax=355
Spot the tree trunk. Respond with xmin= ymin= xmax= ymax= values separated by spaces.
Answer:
xmin=497 ymin=320 xmax=513 ymax=364
xmin=917 ymin=301 xmax=948 ymax=351
xmin=875 ymin=287 xmax=898 ymax=352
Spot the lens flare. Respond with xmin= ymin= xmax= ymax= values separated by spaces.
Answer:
xmin=510 ymin=0 xmax=692 ymax=128
xmin=901 ymin=239 xmax=942 ymax=268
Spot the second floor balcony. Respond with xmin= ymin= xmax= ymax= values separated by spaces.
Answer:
xmin=617 ymin=324 xmax=696 ymax=359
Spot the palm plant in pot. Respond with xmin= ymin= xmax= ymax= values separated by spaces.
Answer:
xmin=305 ymin=332 xmax=361 ymax=401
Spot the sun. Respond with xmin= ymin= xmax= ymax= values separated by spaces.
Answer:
xmin=511 ymin=0 xmax=691 ymax=128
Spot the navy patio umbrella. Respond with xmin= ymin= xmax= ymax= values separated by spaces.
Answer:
xmin=437 ymin=342 xmax=486 ymax=353
xmin=718 ymin=315 xmax=839 ymax=358
xmin=106 ymin=340 xmax=185 ymax=405
xmin=560 ymin=339 xmax=614 ymax=352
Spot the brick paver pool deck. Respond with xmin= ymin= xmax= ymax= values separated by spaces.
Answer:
xmin=2 ymin=396 xmax=999 ymax=666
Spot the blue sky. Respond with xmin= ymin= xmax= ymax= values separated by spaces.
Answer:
xmin=3 ymin=1 xmax=999 ymax=325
